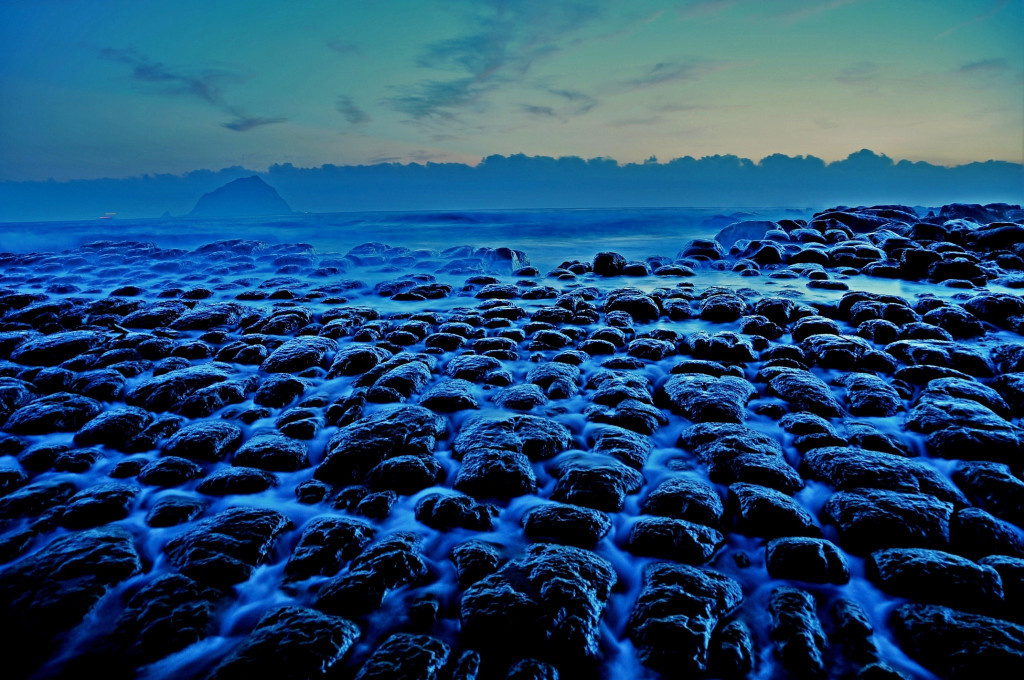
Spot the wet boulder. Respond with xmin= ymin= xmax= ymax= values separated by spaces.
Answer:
xmin=3 ymin=392 xmax=102 ymax=434
xmin=892 ymin=603 xmax=1024 ymax=680
xmin=59 ymin=483 xmax=137 ymax=528
xmin=678 ymin=422 xmax=801 ymax=493
xmin=145 ymin=495 xmax=206 ymax=527
xmin=492 ymin=384 xmax=548 ymax=411
xmin=766 ymin=537 xmax=849 ymax=584
xmin=127 ymin=364 xmax=230 ymax=412
xmin=629 ymin=563 xmax=742 ymax=675
xmin=769 ymin=587 xmax=827 ymax=679
xmin=605 ymin=288 xmax=660 ymax=322
xmin=840 ymin=373 xmax=902 ymax=416
xmin=906 ymin=393 xmax=1021 ymax=464
xmin=952 ymin=461 xmax=1024 ymax=525
xmin=551 ymin=456 xmax=644 ymax=512
xmin=374 ymin=360 xmax=432 ymax=397
xmin=421 ymin=379 xmax=479 ymax=412
xmin=659 ymin=374 xmax=755 ymax=423
xmin=527 ymin=362 xmax=580 ymax=399
xmin=196 ymin=466 xmax=277 ymax=495
xmin=455 ymin=448 xmax=536 ymax=499
xmin=699 ymin=293 xmax=747 ymax=323
xmin=461 ymin=543 xmax=616 ymax=660
xmin=642 ymin=476 xmax=723 ymax=528
xmin=285 ymin=516 xmax=375 ymax=581
xmin=868 ymin=548 xmax=1004 ymax=614
xmin=115 ymin=573 xmax=215 ymax=662
xmin=627 ymin=516 xmax=723 ymax=564
xmin=316 ymin=405 xmax=446 ymax=484
xmin=729 ymin=483 xmax=819 ymax=538
xmin=162 ymin=421 xmax=243 ymax=462
xmin=590 ymin=425 xmax=652 ymax=470
xmin=454 ymin=414 xmax=572 ymax=462
xmin=73 ymin=407 xmax=154 ymax=450
xmin=164 ymin=507 xmax=291 ymax=586
xmin=802 ymin=447 xmax=964 ymax=504
xmin=768 ymin=369 xmax=844 ymax=418
xmin=415 ymin=492 xmax=495 ymax=531
xmin=210 ymin=606 xmax=360 ymax=680
xmin=824 ymin=489 xmax=954 ymax=554
xmin=354 ymin=633 xmax=450 ymax=680
xmin=261 ymin=336 xmax=337 ymax=373
xmin=522 ymin=502 xmax=611 ymax=548
xmin=593 ymin=251 xmax=627 ymax=276
xmin=9 ymin=330 xmax=104 ymax=366
xmin=327 ymin=345 xmax=393 ymax=377
xmin=138 ymin=456 xmax=204 ymax=487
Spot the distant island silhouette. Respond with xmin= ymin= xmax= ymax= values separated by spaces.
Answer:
xmin=189 ymin=176 xmax=292 ymax=217
xmin=0 ymin=150 xmax=1020 ymax=222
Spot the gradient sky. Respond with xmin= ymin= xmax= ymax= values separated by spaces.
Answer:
xmin=1 ymin=0 xmax=1022 ymax=181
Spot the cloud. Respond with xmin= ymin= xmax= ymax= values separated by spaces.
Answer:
xmin=387 ymin=1 xmax=607 ymax=122
xmin=954 ymin=58 xmax=1010 ymax=75
xmin=98 ymin=47 xmax=235 ymax=105
xmin=679 ymin=0 xmax=861 ymax=22
xmin=937 ymin=0 xmax=1010 ymax=39
xmin=221 ymin=113 xmax=287 ymax=132
xmin=619 ymin=59 xmax=731 ymax=90
xmin=836 ymin=61 xmax=880 ymax=84
xmin=327 ymin=39 xmax=360 ymax=56
xmin=335 ymin=96 xmax=371 ymax=124
xmin=677 ymin=0 xmax=741 ymax=19
xmin=99 ymin=47 xmax=284 ymax=132
xmin=522 ymin=104 xmax=557 ymax=117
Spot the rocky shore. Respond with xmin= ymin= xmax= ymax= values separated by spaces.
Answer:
xmin=1 ymin=203 xmax=1023 ymax=680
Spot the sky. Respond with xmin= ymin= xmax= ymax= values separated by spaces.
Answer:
xmin=1 ymin=0 xmax=1022 ymax=181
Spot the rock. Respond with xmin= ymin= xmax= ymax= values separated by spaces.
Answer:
xmin=9 ymin=330 xmax=103 ymax=366
xmin=593 ymin=252 xmax=627 ymax=276
xmin=461 ymin=543 xmax=616 ymax=660
xmin=642 ymin=476 xmax=723 ymax=527
xmin=145 ymin=495 xmax=206 ymax=527
xmin=605 ymin=288 xmax=660 ymax=322
xmin=0 ymin=527 xmax=141 ymax=677
xmin=170 ymin=302 xmax=246 ymax=331
xmin=127 ymin=364 xmax=229 ymax=412
xmin=522 ymin=502 xmax=611 ymax=548
xmin=316 ymin=405 xmax=446 ymax=484
xmin=768 ymin=369 xmax=844 ymax=418
xmin=162 ymin=421 xmax=243 ymax=462
xmin=421 ymin=379 xmax=479 ymax=411
xmin=769 ymin=587 xmax=827 ymax=679
xmin=454 ymin=414 xmax=572 ymax=461
xmin=716 ymin=220 xmax=778 ymax=249
xmin=801 ymin=334 xmax=872 ymax=369
xmin=659 ymin=374 xmax=755 ymax=423
xmin=493 ymin=384 xmax=548 ymax=410
xmin=253 ymin=374 xmax=307 ymax=408
xmin=925 ymin=378 xmax=1011 ymax=418
xmin=415 ymin=492 xmax=495 ymax=531
xmin=527 ymin=362 xmax=580 ymax=399
xmin=627 ymin=516 xmax=723 ymax=564
xmin=713 ymin=620 xmax=755 ymax=678
xmin=869 ymin=548 xmax=1004 ymax=613
xmin=801 ymin=447 xmax=964 ymax=504
xmin=629 ymin=563 xmax=742 ymax=675
xmin=952 ymin=506 xmax=1024 ymax=558
xmin=824 ymin=489 xmax=954 ymax=554
xmin=59 ymin=483 xmax=136 ymax=528
xmin=729 ymin=483 xmax=819 ymax=538
xmin=164 ymin=507 xmax=290 ymax=586
xmin=316 ymin=532 xmax=429 ymax=616
xmin=700 ymin=293 xmax=747 ymax=323
xmin=891 ymin=603 xmax=1024 ymax=679
xmin=328 ymin=345 xmax=393 ymax=377
xmin=211 ymin=606 xmax=360 ymax=680
xmin=678 ymin=422 xmax=801 ymax=493
xmin=952 ymin=461 xmax=1024 ymax=525
xmin=766 ymin=537 xmax=849 ymax=584
xmin=73 ymin=407 xmax=153 ymax=449
xmin=138 ymin=456 xmax=204 ymax=487
xmin=354 ymin=633 xmax=450 ymax=680
xmin=841 ymin=373 xmax=902 ymax=416
xmin=506 ymin=658 xmax=559 ymax=680
xmin=590 ymin=426 xmax=652 ymax=470
xmin=261 ymin=336 xmax=336 ymax=373
xmin=189 ymin=176 xmax=291 ymax=217
xmin=197 ymin=467 xmax=276 ymax=495
xmin=233 ymin=433 xmax=309 ymax=472
xmin=906 ymin=393 xmax=1021 ymax=463
xmin=116 ymin=573 xmax=215 ymax=662
xmin=3 ymin=392 xmax=102 ymax=434
xmin=455 ymin=448 xmax=536 ymax=499
xmin=551 ymin=457 xmax=644 ymax=511
xmin=285 ymin=516 xmax=376 ymax=581
xmin=375 ymin=360 xmax=432 ymax=397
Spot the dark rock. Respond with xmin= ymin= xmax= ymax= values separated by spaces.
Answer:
xmin=891 ymin=603 xmax=1024 ymax=679
xmin=627 ymin=516 xmax=723 ymax=564
xmin=3 ymin=391 xmax=102 ymax=434
xmin=713 ymin=620 xmax=755 ymax=678
xmin=211 ymin=606 xmax=360 ymax=680
xmin=766 ymin=537 xmax=849 ymax=584
xmin=145 ymin=494 xmax=206 ymax=527
xmin=590 ymin=425 xmax=652 ymax=469
xmin=415 ymin=492 xmax=495 ymax=531
xmin=261 ymin=336 xmax=336 ymax=373
xmin=127 ymin=364 xmax=229 ymax=412
xmin=729 ymin=483 xmax=819 ymax=538
xmin=492 ymin=383 xmax=548 ymax=410
xmin=642 ymin=476 xmax=723 ymax=527
xmin=9 ymin=330 xmax=103 ymax=366
xmin=869 ymin=547 xmax=1004 ymax=613
xmin=328 ymin=345 xmax=393 ymax=377
xmin=162 ymin=421 xmax=243 ymax=462
xmin=605 ymin=288 xmax=660 ymax=322
xmin=73 ymin=406 xmax=153 ymax=449
xmin=353 ymin=633 xmax=449 ymax=680
xmin=455 ymin=448 xmax=536 ymax=499
xmin=316 ymin=532 xmax=429 ymax=616
xmin=454 ymin=414 xmax=572 ymax=461
xmin=678 ymin=422 xmax=801 ymax=492
xmin=450 ymin=540 xmax=501 ymax=587
xmin=659 ymin=374 xmax=755 ymax=423
xmin=285 ymin=516 xmax=375 ymax=581
xmin=801 ymin=447 xmax=964 ymax=503
xmin=841 ymin=373 xmax=901 ymax=416
xmin=253 ymin=374 xmax=307 ymax=408
xmin=629 ymin=562 xmax=742 ymax=675
xmin=196 ymin=466 xmax=277 ymax=495
xmin=522 ymin=502 xmax=611 ymax=548
xmin=551 ymin=457 xmax=644 ymax=511
xmin=233 ymin=433 xmax=309 ymax=472
xmin=768 ymin=369 xmax=843 ymax=418
xmin=461 ymin=543 xmax=616 ymax=660
xmin=116 ymin=573 xmax=215 ymax=662
xmin=769 ymin=587 xmax=826 ymax=679
xmin=138 ymin=456 xmax=204 ymax=487
xmin=59 ymin=483 xmax=136 ymax=528
xmin=316 ymin=405 xmax=446 ymax=484
xmin=421 ymin=379 xmax=479 ymax=411
xmin=700 ymin=293 xmax=747 ymax=322
xmin=164 ymin=507 xmax=290 ymax=586
xmin=952 ymin=506 xmax=1024 ymax=558
xmin=593 ymin=252 xmax=627 ymax=276
xmin=824 ymin=489 xmax=954 ymax=554
xmin=953 ymin=461 xmax=1024 ymax=525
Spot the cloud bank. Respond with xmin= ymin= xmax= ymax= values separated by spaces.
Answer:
xmin=0 ymin=150 xmax=1019 ymax=223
